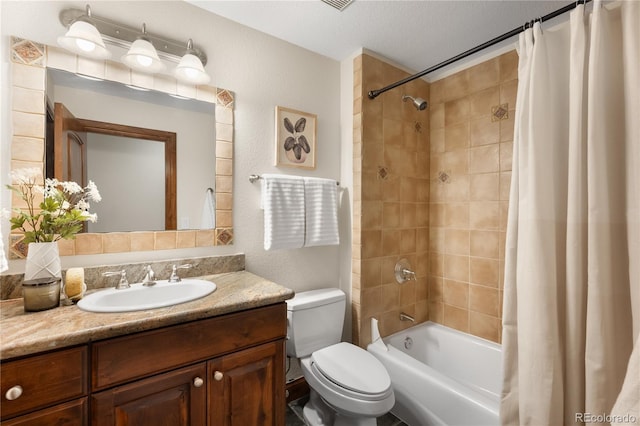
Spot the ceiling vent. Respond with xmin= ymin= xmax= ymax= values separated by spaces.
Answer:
xmin=321 ymin=0 xmax=354 ymax=12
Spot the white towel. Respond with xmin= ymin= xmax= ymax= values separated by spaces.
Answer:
xmin=303 ymin=177 xmax=339 ymax=247
xmin=200 ymin=188 xmax=216 ymax=229
xmin=262 ymin=174 xmax=305 ymax=250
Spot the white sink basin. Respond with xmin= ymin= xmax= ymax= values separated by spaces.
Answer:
xmin=77 ymin=279 xmax=217 ymax=313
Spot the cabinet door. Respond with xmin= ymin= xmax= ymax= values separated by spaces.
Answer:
xmin=208 ymin=340 xmax=285 ymax=426
xmin=92 ymin=363 xmax=206 ymax=426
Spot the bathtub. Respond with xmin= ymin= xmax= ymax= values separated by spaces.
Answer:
xmin=367 ymin=320 xmax=502 ymax=426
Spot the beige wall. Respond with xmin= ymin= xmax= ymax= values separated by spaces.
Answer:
xmin=352 ymin=50 xmax=517 ymax=345
xmin=352 ymin=54 xmax=430 ymax=347
xmin=2 ymin=2 xmax=344 ymax=304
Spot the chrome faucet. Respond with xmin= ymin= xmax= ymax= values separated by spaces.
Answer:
xmin=141 ymin=265 xmax=156 ymax=287
xmin=102 ymin=270 xmax=130 ymax=290
xmin=400 ymin=312 xmax=415 ymax=323
xmin=395 ymin=258 xmax=417 ymax=283
xmin=168 ymin=264 xmax=193 ymax=283
xmin=401 ymin=268 xmax=416 ymax=281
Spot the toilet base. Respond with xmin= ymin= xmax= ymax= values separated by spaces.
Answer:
xmin=303 ymin=389 xmax=377 ymax=426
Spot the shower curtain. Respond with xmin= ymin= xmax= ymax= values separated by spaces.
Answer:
xmin=501 ymin=1 xmax=639 ymax=425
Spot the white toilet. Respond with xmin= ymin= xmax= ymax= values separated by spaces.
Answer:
xmin=286 ymin=288 xmax=394 ymax=426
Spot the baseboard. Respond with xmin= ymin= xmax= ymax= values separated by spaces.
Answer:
xmin=286 ymin=377 xmax=309 ymax=403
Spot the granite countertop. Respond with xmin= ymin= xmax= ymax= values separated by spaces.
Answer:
xmin=0 ymin=271 xmax=294 ymax=360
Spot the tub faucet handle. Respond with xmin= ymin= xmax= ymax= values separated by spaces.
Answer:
xmin=395 ymin=258 xmax=416 ymax=283
xmin=401 ymin=268 xmax=417 ymax=281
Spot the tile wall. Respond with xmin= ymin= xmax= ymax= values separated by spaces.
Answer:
xmin=352 ymin=50 xmax=517 ymax=346
xmin=352 ymin=54 xmax=430 ymax=347
xmin=427 ymin=51 xmax=517 ymax=343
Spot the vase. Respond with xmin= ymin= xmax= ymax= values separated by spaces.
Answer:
xmin=24 ymin=242 xmax=62 ymax=281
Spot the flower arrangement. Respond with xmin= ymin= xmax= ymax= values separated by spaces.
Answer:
xmin=6 ymin=168 xmax=101 ymax=243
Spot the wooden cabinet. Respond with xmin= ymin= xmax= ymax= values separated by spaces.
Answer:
xmin=0 ymin=303 xmax=287 ymax=426
xmin=209 ymin=341 xmax=285 ymax=426
xmin=92 ymin=364 xmax=207 ymax=426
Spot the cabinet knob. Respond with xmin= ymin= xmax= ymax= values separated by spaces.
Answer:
xmin=5 ymin=385 xmax=23 ymax=401
xmin=214 ymin=371 xmax=224 ymax=381
xmin=193 ymin=377 xmax=204 ymax=388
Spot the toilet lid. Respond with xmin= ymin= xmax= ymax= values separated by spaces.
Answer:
xmin=311 ymin=342 xmax=391 ymax=395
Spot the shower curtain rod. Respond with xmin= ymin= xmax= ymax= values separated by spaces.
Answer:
xmin=367 ymin=0 xmax=592 ymax=99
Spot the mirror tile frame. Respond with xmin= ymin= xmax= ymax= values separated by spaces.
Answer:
xmin=7 ymin=37 xmax=234 ymax=259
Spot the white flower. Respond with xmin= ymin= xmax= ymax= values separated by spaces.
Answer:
xmin=60 ymin=181 xmax=83 ymax=194
xmin=81 ymin=212 xmax=98 ymax=223
xmin=42 ymin=178 xmax=59 ymax=197
xmin=9 ymin=167 xmax=40 ymax=185
xmin=77 ymin=199 xmax=90 ymax=212
xmin=86 ymin=181 xmax=101 ymax=202
xmin=6 ymin=170 xmax=101 ymax=243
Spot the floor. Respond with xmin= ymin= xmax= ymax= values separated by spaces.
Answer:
xmin=286 ymin=396 xmax=408 ymax=426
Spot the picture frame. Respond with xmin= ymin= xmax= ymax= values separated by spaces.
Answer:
xmin=275 ymin=106 xmax=317 ymax=170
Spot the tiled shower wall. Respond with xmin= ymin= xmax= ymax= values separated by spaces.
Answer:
xmin=427 ymin=51 xmax=517 ymax=343
xmin=352 ymin=51 xmax=517 ymax=346
xmin=352 ymin=54 xmax=430 ymax=347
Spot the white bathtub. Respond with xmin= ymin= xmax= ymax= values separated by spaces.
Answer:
xmin=367 ymin=320 xmax=502 ymax=426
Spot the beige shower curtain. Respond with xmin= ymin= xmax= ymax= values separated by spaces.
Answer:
xmin=501 ymin=1 xmax=640 ymax=425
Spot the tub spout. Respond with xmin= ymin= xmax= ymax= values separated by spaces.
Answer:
xmin=400 ymin=312 xmax=415 ymax=322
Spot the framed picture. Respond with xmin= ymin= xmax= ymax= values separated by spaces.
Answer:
xmin=275 ymin=106 xmax=317 ymax=169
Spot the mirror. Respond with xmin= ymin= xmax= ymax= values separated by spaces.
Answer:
xmin=46 ymin=68 xmax=216 ymax=232
xmin=7 ymin=38 xmax=234 ymax=258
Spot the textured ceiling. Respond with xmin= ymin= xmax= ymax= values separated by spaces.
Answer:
xmin=187 ymin=1 xmax=572 ymax=77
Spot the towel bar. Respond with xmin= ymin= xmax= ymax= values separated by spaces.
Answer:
xmin=249 ymin=174 xmax=340 ymax=185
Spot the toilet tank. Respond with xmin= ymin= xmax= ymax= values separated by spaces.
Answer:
xmin=286 ymin=288 xmax=346 ymax=358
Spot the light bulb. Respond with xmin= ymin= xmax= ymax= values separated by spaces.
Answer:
xmin=75 ymin=39 xmax=96 ymax=52
xmin=136 ymin=55 xmax=153 ymax=67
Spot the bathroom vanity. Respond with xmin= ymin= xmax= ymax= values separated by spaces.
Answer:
xmin=0 ymin=271 xmax=293 ymax=426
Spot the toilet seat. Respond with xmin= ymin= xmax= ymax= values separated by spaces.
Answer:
xmin=310 ymin=342 xmax=392 ymax=401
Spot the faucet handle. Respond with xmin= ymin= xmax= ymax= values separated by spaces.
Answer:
xmin=168 ymin=264 xmax=193 ymax=283
xmin=394 ymin=258 xmax=416 ymax=283
xmin=401 ymin=268 xmax=417 ymax=281
xmin=103 ymin=270 xmax=130 ymax=290
xmin=142 ymin=265 xmax=156 ymax=287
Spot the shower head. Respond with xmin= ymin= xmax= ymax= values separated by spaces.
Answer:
xmin=402 ymin=95 xmax=428 ymax=111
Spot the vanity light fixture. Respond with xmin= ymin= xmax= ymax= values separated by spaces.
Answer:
xmin=58 ymin=5 xmax=209 ymax=84
xmin=175 ymin=39 xmax=211 ymax=85
xmin=57 ymin=5 xmax=110 ymax=59
xmin=121 ymin=24 xmax=165 ymax=73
